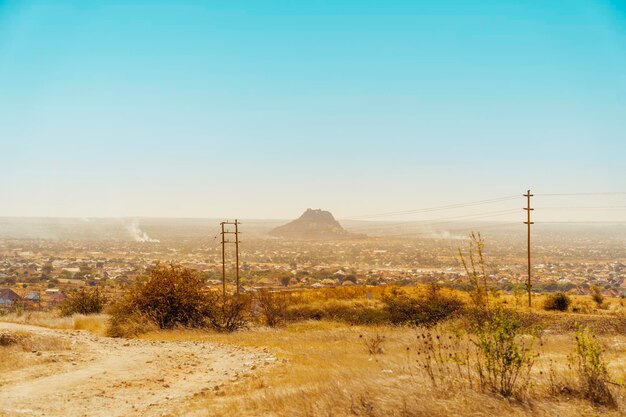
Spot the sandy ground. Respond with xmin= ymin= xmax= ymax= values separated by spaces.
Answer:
xmin=0 ymin=322 xmax=273 ymax=417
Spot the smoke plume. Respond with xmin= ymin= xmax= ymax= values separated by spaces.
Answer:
xmin=125 ymin=219 xmax=160 ymax=243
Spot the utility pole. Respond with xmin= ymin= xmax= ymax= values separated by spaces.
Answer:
xmin=221 ymin=222 xmax=226 ymax=297
xmin=523 ymin=189 xmax=534 ymax=307
xmin=220 ymin=220 xmax=241 ymax=295
xmin=234 ymin=219 xmax=240 ymax=293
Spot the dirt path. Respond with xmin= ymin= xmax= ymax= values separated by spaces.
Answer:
xmin=0 ymin=322 xmax=272 ymax=417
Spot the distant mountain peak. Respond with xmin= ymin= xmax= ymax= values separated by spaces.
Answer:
xmin=269 ymin=209 xmax=364 ymax=240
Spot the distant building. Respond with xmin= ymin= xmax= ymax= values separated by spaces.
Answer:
xmin=25 ymin=292 xmax=40 ymax=302
xmin=0 ymin=288 xmax=21 ymax=306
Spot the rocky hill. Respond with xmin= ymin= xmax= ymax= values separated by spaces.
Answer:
xmin=269 ymin=209 xmax=365 ymax=240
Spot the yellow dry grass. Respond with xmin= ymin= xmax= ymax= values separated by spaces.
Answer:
xmin=142 ymin=320 xmax=626 ymax=417
xmin=0 ymin=330 xmax=71 ymax=374
xmin=0 ymin=311 xmax=109 ymax=335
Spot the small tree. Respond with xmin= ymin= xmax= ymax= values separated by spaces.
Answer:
xmin=205 ymin=292 xmax=251 ymax=332
xmin=59 ymin=287 xmax=107 ymax=316
xmin=109 ymin=263 xmax=210 ymax=330
xmin=256 ymin=289 xmax=289 ymax=327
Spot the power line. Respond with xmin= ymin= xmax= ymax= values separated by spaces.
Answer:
xmin=349 ymin=208 xmax=521 ymax=231
xmin=535 ymin=192 xmax=626 ymax=196
xmin=343 ymin=195 xmax=521 ymax=219
xmin=375 ymin=222 xmax=520 ymax=238
xmin=535 ymin=221 xmax=626 ymax=224
xmin=534 ymin=206 xmax=626 ymax=210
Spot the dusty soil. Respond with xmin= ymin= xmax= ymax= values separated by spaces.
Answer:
xmin=0 ymin=322 xmax=273 ymax=417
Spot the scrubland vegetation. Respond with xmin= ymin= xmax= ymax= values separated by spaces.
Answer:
xmin=2 ymin=257 xmax=626 ymax=416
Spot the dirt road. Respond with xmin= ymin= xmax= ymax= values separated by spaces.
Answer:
xmin=0 ymin=322 xmax=272 ymax=417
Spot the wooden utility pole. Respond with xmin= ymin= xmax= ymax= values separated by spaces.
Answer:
xmin=221 ymin=222 xmax=226 ymax=297
xmin=523 ymin=189 xmax=534 ymax=307
xmin=234 ymin=219 xmax=240 ymax=293
xmin=220 ymin=220 xmax=241 ymax=295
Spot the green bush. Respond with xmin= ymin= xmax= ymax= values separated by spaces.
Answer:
xmin=570 ymin=325 xmax=616 ymax=407
xmin=59 ymin=287 xmax=107 ymax=316
xmin=474 ymin=308 xmax=538 ymax=397
xmin=543 ymin=292 xmax=571 ymax=312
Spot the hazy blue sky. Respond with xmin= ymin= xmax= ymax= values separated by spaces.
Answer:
xmin=1 ymin=0 xmax=625 ymax=220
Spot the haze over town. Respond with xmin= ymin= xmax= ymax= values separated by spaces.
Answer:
xmin=1 ymin=2 xmax=626 ymax=417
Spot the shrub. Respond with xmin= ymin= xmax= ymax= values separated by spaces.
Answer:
xmin=591 ymin=286 xmax=604 ymax=306
xmin=414 ymin=325 xmax=472 ymax=388
xmin=109 ymin=263 xmax=211 ymax=330
xmin=256 ymin=290 xmax=289 ymax=327
xmin=543 ymin=292 xmax=571 ymax=312
xmin=59 ymin=287 xmax=107 ymax=316
xmin=205 ymin=292 xmax=251 ymax=332
xmin=474 ymin=308 xmax=537 ymax=397
xmin=109 ymin=263 xmax=251 ymax=335
xmin=570 ymin=325 xmax=616 ymax=407
xmin=382 ymin=285 xmax=464 ymax=327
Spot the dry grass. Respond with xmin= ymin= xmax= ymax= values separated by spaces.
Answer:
xmin=0 ymin=311 xmax=109 ymax=335
xmin=0 ymin=286 xmax=624 ymax=416
xmin=141 ymin=320 xmax=626 ymax=417
xmin=0 ymin=330 xmax=71 ymax=374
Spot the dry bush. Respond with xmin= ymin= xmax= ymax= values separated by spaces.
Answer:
xmin=591 ymin=287 xmax=605 ymax=306
xmin=107 ymin=262 xmax=251 ymax=337
xmin=205 ymin=291 xmax=251 ymax=332
xmin=414 ymin=326 xmax=473 ymax=389
xmin=107 ymin=263 xmax=215 ymax=336
xmin=543 ymin=292 xmax=571 ymax=312
xmin=256 ymin=289 xmax=290 ymax=327
xmin=59 ymin=287 xmax=107 ymax=316
xmin=382 ymin=285 xmax=464 ymax=327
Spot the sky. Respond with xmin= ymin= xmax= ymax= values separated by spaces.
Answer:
xmin=1 ymin=0 xmax=625 ymax=221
